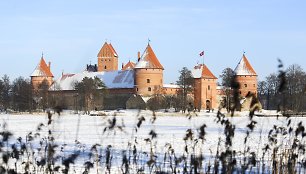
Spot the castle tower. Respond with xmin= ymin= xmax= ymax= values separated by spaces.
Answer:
xmin=134 ymin=44 xmax=164 ymax=96
xmin=97 ymin=42 xmax=118 ymax=71
xmin=192 ymin=64 xmax=218 ymax=110
xmin=234 ymin=54 xmax=257 ymax=97
xmin=31 ymin=55 xmax=54 ymax=89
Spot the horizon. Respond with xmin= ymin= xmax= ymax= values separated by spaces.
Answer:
xmin=0 ymin=0 xmax=305 ymax=83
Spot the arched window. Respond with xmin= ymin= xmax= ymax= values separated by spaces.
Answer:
xmin=147 ymin=79 xmax=150 ymax=83
xmin=148 ymin=87 xmax=151 ymax=91
xmin=208 ymin=85 xmax=210 ymax=90
xmin=104 ymin=66 xmax=107 ymax=69
xmin=244 ymin=84 xmax=247 ymax=88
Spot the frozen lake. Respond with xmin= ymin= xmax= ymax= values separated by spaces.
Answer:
xmin=1 ymin=110 xmax=305 ymax=173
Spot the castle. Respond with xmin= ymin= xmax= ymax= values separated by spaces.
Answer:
xmin=30 ymin=42 xmax=257 ymax=110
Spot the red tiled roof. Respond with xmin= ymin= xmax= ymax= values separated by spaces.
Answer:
xmin=40 ymin=58 xmax=53 ymax=77
xmin=108 ymin=43 xmax=118 ymax=57
xmin=234 ymin=54 xmax=257 ymax=75
xmin=242 ymin=54 xmax=256 ymax=75
xmin=31 ymin=57 xmax=53 ymax=77
xmin=139 ymin=44 xmax=164 ymax=69
xmin=122 ymin=61 xmax=136 ymax=70
xmin=61 ymin=73 xmax=75 ymax=80
xmin=97 ymin=42 xmax=118 ymax=57
xmin=202 ymin=64 xmax=217 ymax=79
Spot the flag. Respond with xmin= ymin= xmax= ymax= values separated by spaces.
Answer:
xmin=199 ymin=51 xmax=204 ymax=56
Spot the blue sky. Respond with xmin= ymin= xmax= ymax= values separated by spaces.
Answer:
xmin=0 ymin=0 xmax=305 ymax=83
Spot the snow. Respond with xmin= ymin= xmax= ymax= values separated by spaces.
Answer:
xmin=30 ymin=66 xmax=46 ymax=77
xmin=191 ymin=66 xmax=202 ymax=78
xmin=50 ymin=70 xmax=134 ymax=91
xmin=134 ymin=60 xmax=149 ymax=68
xmin=141 ymin=96 xmax=151 ymax=103
xmin=2 ymin=110 xmax=306 ymax=172
xmin=163 ymin=84 xmax=180 ymax=88
xmin=234 ymin=57 xmax=256 ymax=75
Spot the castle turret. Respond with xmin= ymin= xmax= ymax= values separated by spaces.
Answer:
xmin=30 ymin=55 xmax=54 ymax=89
xmin=134 ymin=44 xmax=164 ymax=96
xmin=234 ymin=54 xmax=257 ymax=97
xmin=97 ymin=42 xmax=118 ymax=71
xmin=192 ymin=64 xmax=218 ymax=110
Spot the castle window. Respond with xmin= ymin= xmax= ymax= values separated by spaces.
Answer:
xmin=104 ymin=66 xmax=107 ymax=69
xmin=253 ymin=84 xmax=255 ymax=87
xmin=136 ymin=88 xmax=138 ymax=91
xmin=244 ymin=84 xmax=247 ymax=88
xmin=148 ymin=87 xmax=151 ymax=91
xmin=147 ymin=79 xmax=150 ymax=83
xmin=208 ymin=85 xmax=210 ymax=90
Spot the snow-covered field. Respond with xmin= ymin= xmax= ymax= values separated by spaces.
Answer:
xmin=0 ymin=110 xmax=305 ymax=173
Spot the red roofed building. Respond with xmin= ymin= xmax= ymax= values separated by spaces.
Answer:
xmin=97 ymin=42 xmax=118 ymax=71
xmin=192 ymin=64 xmax=218 ymax=110
xmin=31 ymin=55 xmax=54 ymax=89
xmin=122 ymin=61 xmax=136 ymax=70
xmin=234 ymin=54 xmax=257 ymax=97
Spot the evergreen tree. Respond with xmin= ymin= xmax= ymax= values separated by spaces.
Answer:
xmin=219 ymin=68 xmax=235 ymax=112
xmin=74 ymin=77 xmax=106 ymax=113
xmin=11 ymin=77 xmax=33 ymax=112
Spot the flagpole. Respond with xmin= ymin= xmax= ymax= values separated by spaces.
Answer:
xmin=203 ymin=51 xmax=204 ymax=66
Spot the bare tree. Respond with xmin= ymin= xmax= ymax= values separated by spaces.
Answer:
xmin=176 ymin=67 xmax=193 ymax=113
xmin=220 ymin=68 xmax=235 ymax=112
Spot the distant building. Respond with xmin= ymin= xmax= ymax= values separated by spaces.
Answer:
xmin=234 ymin=54 xmax=257 ymax=97
xmin=31 ymin=41 xmax=258 ymax=110
xmin=97 ymin=42 xmax=118 ymax=71
xmin=192 ymin=64 xmax=218 ymax=110
xmin=30 ymin=55 xmax=54 ymax=89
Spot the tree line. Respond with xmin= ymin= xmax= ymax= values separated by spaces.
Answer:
xmin=258 ymin=64 xmax=306 ymax=112
xmin=219 ymin=63 xmax=306 ymax=112
xmin=0 ymin=75 xmax=107 ymax=113
xmin=1 ymin=62 xmax=305 ymax=113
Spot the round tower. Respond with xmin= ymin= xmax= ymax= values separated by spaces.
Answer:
xmin=134 ymin=44 xmax=164 ymax=96
xmin=234 ymin=54 xmax=257 ymax=97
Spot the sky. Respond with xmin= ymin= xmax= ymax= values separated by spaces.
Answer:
xmin=0 ymin=0 xmax=305 ymax=83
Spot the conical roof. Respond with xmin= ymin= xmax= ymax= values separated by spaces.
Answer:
xmin=135 ymin=44 xmax=164 ymax=69
xmin=31 ymin=57 xmax=53 ymax=77
xmin=234 ymin=54 xmax=257 ymax=76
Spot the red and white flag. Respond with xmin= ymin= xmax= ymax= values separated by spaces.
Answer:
xmin=199 ymin=51 xmax=204 ymax=56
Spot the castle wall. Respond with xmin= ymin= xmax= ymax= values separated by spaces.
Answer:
xmin=162 ymin=87 xmax=180 ymax=95
xmin=134 ymin=68 xmax=163 ymax=96
xmin=49 ymin=88 xmax=134 ymax=110
xmin=236 ymin=75 xmax=257 ymax=97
